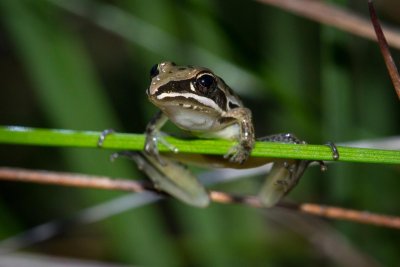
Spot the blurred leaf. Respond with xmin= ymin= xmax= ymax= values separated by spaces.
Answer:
xmin=0 ymin=1 xmax=181 ymax=265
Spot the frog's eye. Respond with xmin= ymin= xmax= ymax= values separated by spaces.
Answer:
xmin=150 ymin=64 xmax=159 ymax=78
xmin=196 ymin=73 xmax=215 ymax=90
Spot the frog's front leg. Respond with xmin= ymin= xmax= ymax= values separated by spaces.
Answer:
xmin=222 ymin=107 xmax=255 ymax=164
xmin=142 ymin=110 xmax=209 ymax=206
xmin=257 ymin=133 xmax=311 ymax=207
xmin=144 ymin=110 xmax=177 ymax=163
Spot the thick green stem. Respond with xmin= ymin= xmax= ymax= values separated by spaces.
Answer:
xmin=0 ymin=126 xmax=399 ymax=164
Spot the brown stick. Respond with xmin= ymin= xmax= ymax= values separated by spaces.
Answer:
xmin=210 ymin=191 xmax=400 ymax=229
xmin=299 ymin=203 xmax=400 ymax=228
xmin=255 ymin=0 xmax=400 ymax=50
xmin=0 ymin=167 xmax=150 ymax=192
xmin=368 ymin=0 xmax=400 ymax=100
xmin=1 ymin=167 xmax=399 ymax=229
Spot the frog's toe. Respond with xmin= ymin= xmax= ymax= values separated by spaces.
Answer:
xmin=224 ymin=144 xmax=250 ymax=164
xmin=97 ymin=128 xmax=115 ymax=147
xmin=144 ymin=137 xmax=158 ymax=156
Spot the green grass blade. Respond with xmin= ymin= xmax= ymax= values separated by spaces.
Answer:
xmin=1 ymin=126 xmax=399 ymax=164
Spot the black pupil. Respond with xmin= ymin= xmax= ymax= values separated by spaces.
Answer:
xmin=150 ymin=64 xmax=159 ymax=78
xmin=198 ymin=74 xmax=214 ymax=88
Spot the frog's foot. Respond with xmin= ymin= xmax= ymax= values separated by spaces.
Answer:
xmin=223 ymin=142 xmax=252 ymax=164
xmin=258 ymin=133 xmax=339 ymax=163
xmin=97 ymin=128 xmax=115 ymax=147
xmin=144 ymin=131 xmax=178 ymax=165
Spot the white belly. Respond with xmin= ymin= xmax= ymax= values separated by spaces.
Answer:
xmin=197 ymin=123 xmax=239 ymax=140
xmin=168 ymin=108 xmax=216 ymax=131
xmin=162 ymin=106 xmax=240 ymax=140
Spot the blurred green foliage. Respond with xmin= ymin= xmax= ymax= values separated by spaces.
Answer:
xmin=0 ymin=0 xmax=399 ymax=266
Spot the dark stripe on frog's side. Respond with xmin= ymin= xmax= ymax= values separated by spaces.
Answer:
xmin=157 ymin=79 xmax=228 ymax=111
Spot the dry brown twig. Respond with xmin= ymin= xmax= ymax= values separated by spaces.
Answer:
xmin=1 ymin=166 xmax=399 ymax=230
xmin=368 ymin=0 xmax=400 ymax=99
xmin=256 ymin=0 xmax=400 ymax=98
xmin=255 ymin=0 xmax=400 ymax=50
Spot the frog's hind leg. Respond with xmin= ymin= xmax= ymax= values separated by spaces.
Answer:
xmin=256 ymin=133 xmax=326 ymax=207
xmin=258 ymin=159 xmax=312 ymax=207
xmin=111 ymin=151 xmax=210 ymax=208
xmin=257 ymin=133 xmax=304 ymax=144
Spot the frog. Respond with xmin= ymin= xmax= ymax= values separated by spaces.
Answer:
xmin=101 ymin=62 xmax=337 ymax=208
